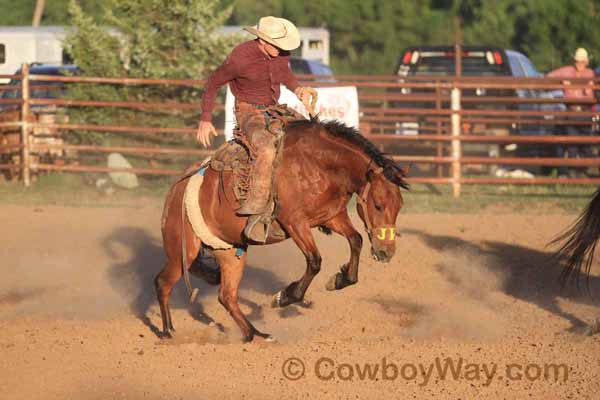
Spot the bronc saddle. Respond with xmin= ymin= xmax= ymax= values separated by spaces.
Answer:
xmin=208 ymin=104 xmax=306 ymax=242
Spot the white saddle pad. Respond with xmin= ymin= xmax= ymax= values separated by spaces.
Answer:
xmin=183 ymin=168 xmax=233 ymax=250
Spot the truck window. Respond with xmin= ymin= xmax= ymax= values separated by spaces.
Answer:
xmin=0 ymin=44 xmax=5 ymax=64
xmin=518 ymin=55 xmax=541 ymax=77
xmin=507 ymin=53 xmax=525 ymax=77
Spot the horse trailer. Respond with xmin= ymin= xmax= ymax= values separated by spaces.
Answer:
xmin=0 ymin=27 xmax=66 ymax=82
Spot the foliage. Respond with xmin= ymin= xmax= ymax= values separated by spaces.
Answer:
xmin=0 ymin=1 xmax=598 ymax=74
xmin=63 ymin=0 xmax=240 ymax=147
xmin=225 ymin=0 xmax=600 ymax=74
xmin=0 ymin=0 xmax=104 ymax=25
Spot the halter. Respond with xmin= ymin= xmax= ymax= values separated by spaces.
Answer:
xmin=356 ymin=165 xmax=383 ymax=237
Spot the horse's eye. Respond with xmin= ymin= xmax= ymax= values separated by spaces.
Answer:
xmin=375 ymin=204 xmax=383 ymax=212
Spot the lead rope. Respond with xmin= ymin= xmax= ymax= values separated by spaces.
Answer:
xmin=180 ymin=189 xmax=198 ymax=304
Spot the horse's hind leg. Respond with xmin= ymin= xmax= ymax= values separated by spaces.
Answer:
xmin=155 ymin=184 xmax=201 ymax=338
xmin=155 ymin=260 xmax=181 ymax=337
xmin=272 ymin=222 xmax=322 ymax=308
xmin=213 ymin=248 xmax=273 ymax=342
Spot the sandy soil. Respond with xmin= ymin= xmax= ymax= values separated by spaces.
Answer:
xmin=1 ymin=203 xmax=600 ymax=399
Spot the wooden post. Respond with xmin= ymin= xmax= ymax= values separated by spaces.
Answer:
xmin=454 ymin=43 xmax=462 ymax=78
xmin=21 ymin=63 xmax=31 ymax=187
xmin=435 ymin=85 xmax=443 ymax=178
xmin=451 ymin=87 xmax=461 ymax=198
xmin=32 ymin=0 xmax=46 ymax=27
xmin=452 ymin=21 xmax=463 ymax=197
xmin=454 ymin=17 xmax=463 ymax=77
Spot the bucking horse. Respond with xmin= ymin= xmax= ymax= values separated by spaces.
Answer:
xmin=155 ymin=119 xmax=409 ymax=342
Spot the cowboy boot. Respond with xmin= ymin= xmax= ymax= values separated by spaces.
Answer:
xmin=237 ymin=144 xmax=276 ymax=243
xmin=237 ymin=146 xmax=275 ymax=215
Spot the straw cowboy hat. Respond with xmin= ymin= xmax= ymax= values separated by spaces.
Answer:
xmin=573 ymin=47 xmax=589 ymax=62
xmin=244 ymin=16 xmax=301 ymax=51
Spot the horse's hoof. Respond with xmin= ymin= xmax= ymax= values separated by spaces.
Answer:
xmin=160 ymin=330 xmax=175 ymax=340
xmin=264 ymin=335 xmax=277 ymax=343
xmin=254 ymin=329 xmax=276 ymax=343
xmin=271 ymin=290 xmax=284 ymax=308
xmin=584 ymin=319 xmax=600 ymax=336
xmin=325 ymin=274 xmax=340 ymax=291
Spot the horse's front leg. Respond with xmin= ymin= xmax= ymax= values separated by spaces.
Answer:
xmin=322 ymin=211 xmax=363 ymax=291
xmin=272 ymin=222 xmax=322 ymax=308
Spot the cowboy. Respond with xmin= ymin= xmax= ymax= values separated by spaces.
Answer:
xmin=547 ymin=47 xmax=595 ymax=177
xmin=196 ymin=16 xmax=317 ymax=242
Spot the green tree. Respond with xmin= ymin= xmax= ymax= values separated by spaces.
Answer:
xmin=226 ymin=0 xmax=600 ymax=74
xmin=458 ymin=0 xmax=600 ymax=71
xmin=513 ymin=0 xmax=600 ymax=71
xmin=228 ymin=0 xmax=453 ymax=74
xmin=64 ymin=0 xmax=240 ymax=147
xmin=0 ymin=0 xmax=104 ymax=25
xmin=3 ymin=0 xmax=598 ymax=76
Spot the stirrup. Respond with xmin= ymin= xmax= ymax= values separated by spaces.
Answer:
xmin=243 ymin=214 xmax=270 ymax=243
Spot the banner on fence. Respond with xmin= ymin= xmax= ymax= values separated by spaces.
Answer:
xmin=224 ymin=85 xmax=359 ymax=141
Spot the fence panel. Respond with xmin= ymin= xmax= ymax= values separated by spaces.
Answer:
xmin=1 ymin=65 xmax=599 ymax=196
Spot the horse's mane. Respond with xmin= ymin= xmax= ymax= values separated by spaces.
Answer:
xmin=289 ymin=119 xmax=409 ymax=190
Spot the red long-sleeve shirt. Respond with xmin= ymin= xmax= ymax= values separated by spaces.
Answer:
xmin=546 ymin=65 xmax=595 ymax=101
xmin=200 ymin=39 xmax=299 ymax=122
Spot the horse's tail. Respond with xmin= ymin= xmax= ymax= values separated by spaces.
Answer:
xmin=551 ymin=187 xmax=600 ymax=289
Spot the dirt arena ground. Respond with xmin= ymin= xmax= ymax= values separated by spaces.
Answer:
xmin=1 ymin=203 xmax=600 ymax=399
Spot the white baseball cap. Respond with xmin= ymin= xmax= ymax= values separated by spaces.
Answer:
xmin=573 ymin=47 xmax=589 ymax=62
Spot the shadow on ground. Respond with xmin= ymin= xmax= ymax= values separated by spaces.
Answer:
xmin=102 ymin=227 xmax=287 ymax=337
xmin=403 ymin=228 xmax=600 ymax=331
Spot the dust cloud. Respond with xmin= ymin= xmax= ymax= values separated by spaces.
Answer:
xmin=375 ymin=249 xmax=510 ymax=340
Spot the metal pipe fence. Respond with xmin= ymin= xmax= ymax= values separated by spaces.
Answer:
xmin=0 ymin=65 xmax=599 ymax=197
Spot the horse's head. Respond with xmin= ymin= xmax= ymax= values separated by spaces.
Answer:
xmin=356 ymin=165 xmax=408 ymax=263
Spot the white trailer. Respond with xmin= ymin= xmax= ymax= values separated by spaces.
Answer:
xmin=0 ymin=27 xmax=66 ymax=81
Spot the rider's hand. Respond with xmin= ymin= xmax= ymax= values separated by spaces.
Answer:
xmin=196 ymin=121 xmax=218 ymax=148
xmin=295 ymin=86 xmax=318 ymax=116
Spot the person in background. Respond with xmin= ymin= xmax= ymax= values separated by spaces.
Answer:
xmin=547 ymin=47 xmax=595 ymax=177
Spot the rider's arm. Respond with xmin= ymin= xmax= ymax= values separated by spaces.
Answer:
xmin=279 ymin=56 xmax=299 ymax=93
xmin=200 ymin=55 xmax=239 ymax=123
xmin=276 ymin=56 xmax=318 ymax=115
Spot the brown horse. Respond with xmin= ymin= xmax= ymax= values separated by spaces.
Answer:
xmin=155 ymin=120 xmax=409 ymax=342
